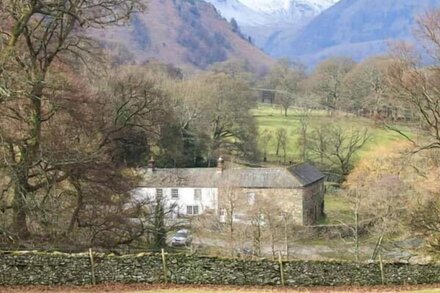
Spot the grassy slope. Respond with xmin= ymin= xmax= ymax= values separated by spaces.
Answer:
xmin=252 ymin=104 xmax=408 ymax=163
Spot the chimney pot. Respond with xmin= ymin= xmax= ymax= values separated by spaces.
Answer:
xmin=217 ymin=156 xmax=225 ymax=173
xmin=148 ymin=156 xmax=156 ymax=172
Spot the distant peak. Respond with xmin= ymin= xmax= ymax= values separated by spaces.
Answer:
xmin=238 ymin=0 xmax=340 ymax=13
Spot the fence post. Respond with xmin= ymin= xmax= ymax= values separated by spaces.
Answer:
xmin=89 ymin=248 xmax=96 ymax=285
xmin=161 ymin=248 xmax=168 ymax=284
xmin=278 ymin=251 xmax=285 ymax=286
xmin=379 ymin=253 xmax=385 ymax=285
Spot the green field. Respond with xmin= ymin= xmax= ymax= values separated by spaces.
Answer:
xmin=320 ymin=194 xmax=353 ymax=225
xmin=252 ymin=104 xmax=408 ymax=163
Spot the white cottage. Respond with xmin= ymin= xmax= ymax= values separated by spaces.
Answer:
xmin=133 ymin=158 xmax=224 ymax=218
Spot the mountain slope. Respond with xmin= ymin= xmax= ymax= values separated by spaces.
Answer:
xmin=205 ymin=0 xmax=340 ymax=49
xmin=95 ymin=0 xmax=273 ymax=71
xmin=268 ymin=0 xmax=440 ymax=65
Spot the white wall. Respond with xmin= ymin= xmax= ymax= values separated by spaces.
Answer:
xmin=133 ymin=187 xmax=218 ymax=218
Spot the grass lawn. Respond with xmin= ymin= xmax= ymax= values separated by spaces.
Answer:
xmin=320 ymin=194 xmax=353 ymax=225
xmin=252 ymin=104 xmax=410 ymax=163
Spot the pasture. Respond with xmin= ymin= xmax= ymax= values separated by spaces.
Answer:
xmin=252 ymin=104 xmax=410 ymax=163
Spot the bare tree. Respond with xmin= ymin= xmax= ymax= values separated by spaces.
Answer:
xmin=309 ymin=126 xmax=370 ymax=180
xmin=387 ymin=10 xmax=440 ymax=152
xmin=298 ymin=110 xmax=310 ymax=162
xmin=263 ymin=59 xmax=306 ymax=116
xmin=275 ymin=128 xmax=288 ymax=158
xmin=380 ymin=9 xmax=440 ymax=254
xmin=199 ymin=73 xmax=258 ymax=163
xmin=338 ymin=142 xmax=416 ymax=261
xmin=343 ymin=57 xmax=393 ymax=117
xmin=249 ymin=210 xmax=264 ymax=257
xmin=260 ymin=129 xmax=273 ymax=162
xmin=220 ymin=187 xmax=240 ymax=256
xmin=0 ymin=0 xmax=153 ymax=243
xmin=309 ymin=57 xmax=356 ymax=112
xmin=308 ymin=126 xmax=329 ymax=167
xmin=328 ymin=127 xmax=370 ymax=178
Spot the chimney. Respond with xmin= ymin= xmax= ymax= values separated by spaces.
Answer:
xmin=147 ymin=156 xmax=156 ymax=172
xmin=217 ymin=156 xmax=225 ymax=173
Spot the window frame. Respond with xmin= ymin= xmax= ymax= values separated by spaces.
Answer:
xmin=186 ymin=205 xmax=200 ymax=215
xmin=194 ymin=188 xmax=202 ymax=201
xmin=171 ymin=188 xmax=179 ymax=199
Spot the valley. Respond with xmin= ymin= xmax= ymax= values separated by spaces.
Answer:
xmin=2 ymin=0 xmax=440 ymax=290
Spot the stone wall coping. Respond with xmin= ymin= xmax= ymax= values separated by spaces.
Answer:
xmin=1 ymin=250 xmax=439 ymax=265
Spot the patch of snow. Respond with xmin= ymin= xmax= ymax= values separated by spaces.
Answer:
xmin=206 ymin=0 xmax=341 ymax=26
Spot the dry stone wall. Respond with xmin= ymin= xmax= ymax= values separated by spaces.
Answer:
xmin=1 ymin=251 xmax=440 ymax=286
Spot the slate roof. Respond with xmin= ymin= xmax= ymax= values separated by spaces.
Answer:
xmin=139 ymin=163 xmax=325 ymax=189
xmin=288 ymin=163 xmax=326 ymax=186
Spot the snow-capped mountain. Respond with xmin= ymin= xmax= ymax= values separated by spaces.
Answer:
xmin=205 ymin=0 xmax=340 ymax=49
xmin=239 ymin=0 xmax=338 ymax=13
xmin=204 ymin=0 xmax=267 ymax=26
xmin=268 ymin=0 xmax=440 ymax=66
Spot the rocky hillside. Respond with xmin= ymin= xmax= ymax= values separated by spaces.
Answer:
xmin=267 ymin=0 xmax=440 ymax=66
xmin=95 ymin=0 xmax=273 ymax=71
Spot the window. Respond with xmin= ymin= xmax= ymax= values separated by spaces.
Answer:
xmin=246 ymin=192 xmax=256 ymax=205
xmin=156 ymin=188 xmax=163 ymax=197
xmin=171 ymin=189 xmax=179 ymax=199
xmin=186 ymin=205 xmax=200 ymax=215
xmin=194 ymin=189 xmax=202 ymax=201
xmin=233 ymin=213 xmax=246 ymax=221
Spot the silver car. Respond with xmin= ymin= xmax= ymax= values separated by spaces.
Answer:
xmin=170 ymin=229 xmax=192 ymax=247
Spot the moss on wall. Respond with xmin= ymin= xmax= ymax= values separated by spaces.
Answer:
xmin=1 ymin=251 xmax=440 ymax=286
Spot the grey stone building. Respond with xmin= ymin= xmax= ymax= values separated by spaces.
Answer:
xmin=137 ymin=158 xmax=325 ymax=225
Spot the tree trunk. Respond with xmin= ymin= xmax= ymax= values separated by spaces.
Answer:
xmin=153 ymin=196 xmax=166 ymax=249
xmin=12 ymin=178 xmax=30 ymax=239
xmin=283 ymin=217 xmax=289 ymax=258
xmin=67 ymin=179 xmax=84 ymax=235
xmin=270 ymin=230 xmax=275 ymax=261
xmin=228 ymin=200 xmax=235 ymax=257
xmin=253 ymin=219 xmax=261 ymax=257
xmin=354 ymin=207 xmax=359 ymax=262
xmin=10 ymin=80 xmax=45 ymax=240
